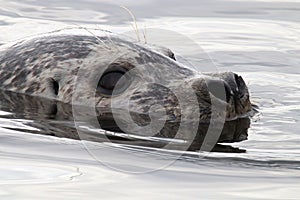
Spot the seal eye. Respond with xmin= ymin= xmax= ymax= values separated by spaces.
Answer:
xmin=100 ymin=72 xmax=124 ymax=90
xmin=98 ymin=71 xmax=131 ymax=96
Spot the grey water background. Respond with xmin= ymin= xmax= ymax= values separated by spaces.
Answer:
xmin=0 ymin=0 xmax=300 ymax=199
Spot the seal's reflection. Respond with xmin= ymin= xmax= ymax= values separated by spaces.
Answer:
xmin=0 ymin=91 xmax=250 ymax=153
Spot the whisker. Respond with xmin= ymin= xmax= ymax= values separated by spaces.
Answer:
xmin=70 ymin=23 xmax=111 ymax=50
xmin=143 ymin=24 xmax=147 ymax=44
xmin=96 ymin=25 xmax=119 ymax=51
xmin=120 ymin=5 xmax=141 ymax=42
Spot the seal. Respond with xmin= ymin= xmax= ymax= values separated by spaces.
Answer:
xmin=0 ymin=28 xmax=252 ymax=150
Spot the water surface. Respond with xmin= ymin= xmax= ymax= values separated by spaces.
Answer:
xmin=0 ymin=0 xmax=299 ymax=199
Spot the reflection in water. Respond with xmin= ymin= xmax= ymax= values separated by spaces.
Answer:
xmin=0 ymin=91 xmax=250 ymax=153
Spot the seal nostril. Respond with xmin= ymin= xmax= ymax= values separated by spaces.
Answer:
xmin=207 ymin=79 xmax=232 ymax=103
xmin=234 ymin=73 xmax=247 ymax=99
xmin=234 ymin=73 xmax=243 ymax=89
xmin=224 ymin=82 xmax=232 ymax=102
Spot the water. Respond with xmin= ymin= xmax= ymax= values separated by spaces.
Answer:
xmin=0 ymin=0 xmax=300 ymax=199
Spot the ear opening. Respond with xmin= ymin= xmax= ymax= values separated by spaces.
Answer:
xmin=49 ymin=78 xmax=59 ymax=96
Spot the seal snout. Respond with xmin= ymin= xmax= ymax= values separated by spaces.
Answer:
xmin=190 ymin=72 xmax=251 ymax=120
xmin=191 ymin=77 xmax=233 ymax=105
xmin=206 ymin=79 xmax=232 ymax=103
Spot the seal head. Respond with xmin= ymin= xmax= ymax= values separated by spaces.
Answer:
xmin=0 ymin=28 xmax=252 ymax=149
